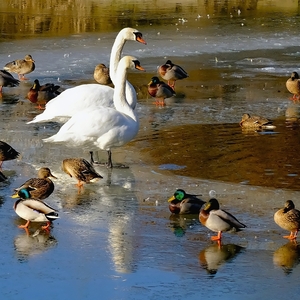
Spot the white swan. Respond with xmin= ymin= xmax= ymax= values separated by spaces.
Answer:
xmin=27 ymin=28 xmax=146 ymax=124
xmin=43 ymin=56 xmax=144 ymax=168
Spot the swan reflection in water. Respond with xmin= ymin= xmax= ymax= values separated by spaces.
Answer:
xmin=199 ymin=243 xmax=244 ymax=275
xmin=273 ymin=242 xmax=300 ymax=275
xmin=14 ymin=226 xmax=58 ymax=262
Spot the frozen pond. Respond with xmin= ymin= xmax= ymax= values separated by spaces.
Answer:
xmin=1 ymin=1 xmax=300 ymax=299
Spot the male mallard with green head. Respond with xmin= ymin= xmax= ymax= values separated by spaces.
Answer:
xmin=158 ymin=60 xmax=188 ymax=90
xmin=199 ymin=198 xmax=246 ymax=242
xmin=168 ymin=189 xmax=205 ymax=214
xmin=148 ymin=76 xmax=175 ymax=106
xmin=13 ymin=187 xmax=59 ymax=230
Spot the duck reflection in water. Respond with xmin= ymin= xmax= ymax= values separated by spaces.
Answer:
xmin=273 ymin=242 xmax=300 ymax=275
xmin=14 ymin=227 xmax=57 ymax=262
xmin=199 ymin=243 xmax=244 ymax=275
xmin=168 ymin=214 xmax=199 ymax=237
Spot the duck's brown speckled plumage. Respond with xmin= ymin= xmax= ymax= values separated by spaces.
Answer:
xmin=4 ymin=54 xmax=35 ymax=80
xmin=274 ymin=200 xmax=300 ymax=240
xmin=12 ymin=167 xmax=57 ymax=200
xmin=239 ymin=113 xmax=276 ymax=130
xmin=62 ymin=158 xmax=103 ymax=188
xmin=94 ymin=63 xmax=112 ymax=85
xmin=286 ymin=71 xmax=300 ymax=101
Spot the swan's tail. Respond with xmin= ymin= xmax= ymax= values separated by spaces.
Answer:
xmin=27 ymin=112 xmax=52 ymax=124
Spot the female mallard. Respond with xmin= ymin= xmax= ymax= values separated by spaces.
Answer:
xmin=274 ymin=200 xmax=300 ymax=240
xmin=0 ymin=140 xmax=20 ymax=170
xmin=158 ymin=60 xmax=188 ymax=90
xmin=168 ymin=189 xmax=205 ymax=214
xmin=4 ymin=54 xmax=35 ymax=80
xmin=62 ymin=158 xmax=103 ymax=188
xmin=0 ymin=70 xmax=20 ymax=94
xmin=12 ymin=167 xmax=57 ymax=200
xmin=27 ymin=79 xmax=60 ymax=109
xmin=199 ymin=198 xmax=246 ymax=242
xmin=239 ymin=113 xmax=276 ymax=130
xmin=286 ymin=71 xmax=300 ymax=101
xmin=148 ymin=76 xmax=176 ymax=106
xmin=13 ymin=188 xmax=59 ymax=230
xmin=94 ymin=63 xmax=112 ymax=85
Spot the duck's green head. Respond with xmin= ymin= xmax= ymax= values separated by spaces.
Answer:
xmin=13 ymin=188 xmax=32 ymax=200
xmin=168 ymin=189 xmax=186 ymax=202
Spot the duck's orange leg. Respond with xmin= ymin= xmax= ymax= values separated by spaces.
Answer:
xmin=42 ymin=221 xmax=51 ymax=230
xmin=211 ymin=231 xmax=222 ymax=241
xmin=18 ymin=220 xmax=30 ymax=228
xmin=283 ymin=230 xmax=298 ymax=240
xmin=154 ymin=98 xmax=166 ymax=107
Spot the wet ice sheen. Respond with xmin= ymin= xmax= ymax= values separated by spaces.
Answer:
xmin=1 ymin=1 xmax=300 ymax=299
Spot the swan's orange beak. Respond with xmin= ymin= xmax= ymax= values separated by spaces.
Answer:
xmin=136 ymin=36 xmax=147 ymax=45
xmin=136 ymin=65 xmax=145 ymax=71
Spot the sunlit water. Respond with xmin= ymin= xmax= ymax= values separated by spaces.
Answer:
xmin=1 ymin=1 xmax=300 ymax=299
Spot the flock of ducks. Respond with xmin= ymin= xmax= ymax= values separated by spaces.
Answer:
xmin=0 ymin=141 xmax=104 ymax=231
xmin=0 ymin=27 xmax=300 ymax=240
xmin=168 ymin=189 xmax=300 ymax=244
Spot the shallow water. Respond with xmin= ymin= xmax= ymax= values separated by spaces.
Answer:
xmin=1 ymin=1 xmax=300 ymax=299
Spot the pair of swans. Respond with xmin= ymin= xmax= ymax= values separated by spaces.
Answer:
xmin=28 ymin=28 xmax=146 ymax=123
xmin=43 ymin=56 xmax=145 ymax=168
xmin=34 ymin=28 xmax=147 ymax=168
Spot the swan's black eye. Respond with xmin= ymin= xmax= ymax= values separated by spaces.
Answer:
xmin=133 ymin=32 xmax=142 ymax=40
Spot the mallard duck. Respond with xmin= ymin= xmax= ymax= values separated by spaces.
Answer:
xmin=12 ymin=167 xmax=57 ymax=200
xmin=27 ymin=79 xmax=60 ymax=109
xmin=94 ymin=63 xmax=112 ymax=85
xmin=0 ymin=140 xmax=20 ymax=170
xmin=0 ymin=70 xmax=20 ymax=94
xmin=148 ymin=76 xmax=176 ymax=106
xmin=167 ymin=189 xmax=205 ymax=214
xmin=158 ymin=60 xmax=188 ymax=90
xmin=286 ymin=71 xmax=300 ymax=101
xmin=199 ymin=198 xmax=246 ymax=242
xmin=239 ymin=113 xmax=276 ymax=130
xmin=274 ymin=200 xmax=300 ymax=240
xmin=62 ymin=158 xmax=103 ymax=188
xmin=13 ymin=188 xmax=59 ymax=230
xmin=4 ymin=54 xmax=35 ymax=80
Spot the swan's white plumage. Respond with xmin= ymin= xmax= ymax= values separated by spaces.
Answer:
xmin=27 ymin=27 xmax=145 ymax=124
xmin=43 ymin=56 xmax=142 ymax=167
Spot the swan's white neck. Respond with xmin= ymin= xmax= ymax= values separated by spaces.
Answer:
xmin=109 ymin=29 xmax=137 ymax=110
xmin=109 ymin=32 xmax=125 ymax=81
xmin=113 ymin=60 xmax=137 ymax=121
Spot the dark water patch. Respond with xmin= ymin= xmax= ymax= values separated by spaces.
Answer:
xmin=135 ymin=120 xmax=300 ymax=190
